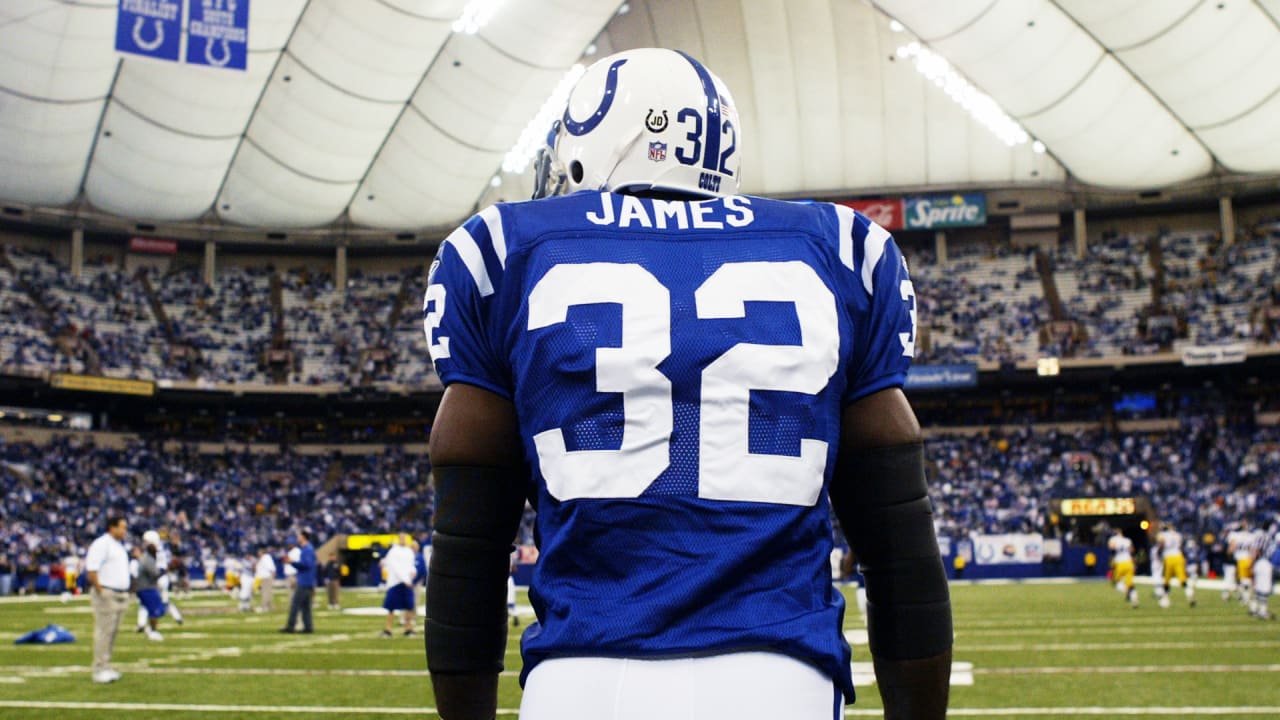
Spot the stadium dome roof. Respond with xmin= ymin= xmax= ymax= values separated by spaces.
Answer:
xmin=2 ymin=0 xmax=1279 ymax=237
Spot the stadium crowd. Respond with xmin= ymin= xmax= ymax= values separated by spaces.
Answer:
xmin=0 ymin=435 xmax=436 ymax=595
xmin=2 ymin=417 xmax=1277 ymax=595
xmin=3 ymin=222 xmax=1279 ymax=385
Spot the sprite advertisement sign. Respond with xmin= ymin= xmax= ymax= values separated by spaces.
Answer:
xmin=904 ymin=193 xmax=986 ymax=229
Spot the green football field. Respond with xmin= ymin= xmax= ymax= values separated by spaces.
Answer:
xmin=0 ymin=579 xmax=1277 ymax=718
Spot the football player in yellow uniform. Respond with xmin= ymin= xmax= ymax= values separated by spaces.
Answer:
xmin=1108 ymin=528 xmax=1138 ymax=608
xmin=1229 ymin=520 xmax=1259 ymax=607
xmin=1155 ymin=523 xmax=1194 ymax=608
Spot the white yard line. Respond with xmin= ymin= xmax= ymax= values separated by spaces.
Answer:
xmin=1 ymin=701 xmax=1276 ymax=716
xmin=976 ymin=663 xmax=1280 ymax=675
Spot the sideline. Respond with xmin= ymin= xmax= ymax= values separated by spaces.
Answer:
xmin=1 ymin=701 xmax=1277 ymax=716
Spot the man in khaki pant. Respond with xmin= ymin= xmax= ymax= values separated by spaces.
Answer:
xmin=85 ymin=516 xmax=131 ymax=683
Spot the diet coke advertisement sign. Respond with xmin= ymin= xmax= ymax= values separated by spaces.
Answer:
xmin=838 ymin=199 xmax=904 ymax=230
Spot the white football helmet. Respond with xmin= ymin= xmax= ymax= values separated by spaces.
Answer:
xmin=533 ymin=47 xmax=742 ymax=199
xmin=142 ymin=530 xmax=161 ymax=547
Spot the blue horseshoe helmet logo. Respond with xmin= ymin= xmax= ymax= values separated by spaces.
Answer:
xmin=562 ymin=59 xmax=627 ymax=137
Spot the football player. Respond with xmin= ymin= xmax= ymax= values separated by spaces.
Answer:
xmin=423 ymin=48 xmax=951 ymax=720
xmin=1248 ymin=521 xmax=1276 ymax=620
xmin=135 ymin=530 xmax=184 ymax=633
xmin=1154 ymin=523 xmax=1194 ymax=608
xmin=1108 ymin=527 xmax=1138 ymax=607
xmin=1229 ymin=519 xmax=1259 ymax=606
xmin=132 ymin=531 xmax=169 ymax=641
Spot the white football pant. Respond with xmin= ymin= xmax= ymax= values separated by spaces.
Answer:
xmin=520 ymin=651 xmax=839 ymax=720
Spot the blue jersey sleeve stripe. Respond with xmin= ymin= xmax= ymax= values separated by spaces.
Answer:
xmin=479 ymin=205 xmax=508 ymax=269
xmin=860 ymin=221 xmax=891 ymax=296
xmin=833 ymin=204 xmax=856 ymax=271
xmin=441 ymin=224 xmax=494 ymax=297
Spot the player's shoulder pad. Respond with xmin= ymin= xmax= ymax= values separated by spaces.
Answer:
xmin=431 ymin=204 xmax=512 ymax=298
xmin=823 ymin=203 xmax=898 ymax=297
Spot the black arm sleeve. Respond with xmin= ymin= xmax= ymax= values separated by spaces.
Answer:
xmin=830 ymin=442 xmax=953 ymax=661
xmin=425 ymin=465 xmax=526 ymax=675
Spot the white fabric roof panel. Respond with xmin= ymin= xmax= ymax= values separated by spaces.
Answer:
xmin=0 ymin=2 xmax=118 ymax=101
xmin=218 ymin=142 xmax=358 ymax=228
xmin=877 ymin=0 xmax=1214 ymax=189
xmin=602 ymin=0 xmax=1064 ymax=197
xmin=85 ymin=103 xmax=239 ymax=220
xmin=0 ymin=95 xmax=103 ymax=206
xmin=0 ymin=1 xmax=115 ymax=206
xmin=350 ymin=109 xmax=501 ymax=229
xmin=1067 ymin=0 xmax=1280 ymax=173
xmin=0 ymin=0 xmax=1277 ymax=233
xmin=217 ymin=0 xmax=456 ymax=227
xmin=286 ymin=0 xmax=455 ymax=103
xmin=351 ymin=0 xmax=621 ymax=228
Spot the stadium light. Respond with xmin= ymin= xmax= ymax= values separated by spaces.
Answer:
xmin=1036 ymin=357 xmax=1060 ymax=376
xmin=896 ymin=42 xmax=1030 ymax=147
xmin=502 ymin=63 xmax=587 ymax=174
xmin=452 ymin=0 xmax=505 ymax=35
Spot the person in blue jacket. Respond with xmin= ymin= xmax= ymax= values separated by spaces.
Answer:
xmin=280 ymin=530 xmax=316 ymax=634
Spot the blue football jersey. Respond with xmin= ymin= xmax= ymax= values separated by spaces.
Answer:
xmin=424 ymin=190 xmax=917 ymax=703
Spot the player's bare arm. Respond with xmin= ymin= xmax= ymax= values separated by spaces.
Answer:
xmin=426 ymin=382 xmax=526 ymax=720
xmin=831 ymin=387 xmax=952 ymax=720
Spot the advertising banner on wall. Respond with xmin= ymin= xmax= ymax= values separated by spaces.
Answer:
xmin=129 ymin=237 xmax=178 ymax=254
xmin=904 ymin=364 xmax=978 ymax=390
xmin=1181 ymin=343 xmax=1246 ymax=366
xmin=972 ymin=533 xmax=1044 ymax=565
xmin=904 ymin=193 xmax=987 ymax=230
xmin=838 ymin=199 xmax=905 ymax=231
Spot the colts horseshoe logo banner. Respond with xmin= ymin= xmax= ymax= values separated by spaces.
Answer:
xmin=115 ymin=0 xmax=182 ymax=62
xmin=187 ymin=0 xmax=249 ymax=70
xmin=115 ymin=0 xmax=250 ymax=72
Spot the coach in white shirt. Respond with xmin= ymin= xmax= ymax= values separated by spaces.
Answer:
xmin=255 ymin=547 xmax=277 ymax=613
xmin=84 ymin=516 xmax=131 ymax=684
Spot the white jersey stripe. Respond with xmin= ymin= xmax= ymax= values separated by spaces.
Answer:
xmin=861 ymin=221 xmax=890 ymax=296
xmin=442 ymin=225 xmax=494 ymax=297
xmin=834 ymin=204 xmax=856 ymax=271
xmin=480 ymin=205 xmax=508 ymax=269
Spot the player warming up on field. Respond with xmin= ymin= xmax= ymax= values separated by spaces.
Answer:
xmin=1154 ymin=523 xmax=1195 ymax=608
xmin=422 ymin=48 xmax=952 ymax=720
xmin=1108 ymin=527 xmax=1139 ymax=608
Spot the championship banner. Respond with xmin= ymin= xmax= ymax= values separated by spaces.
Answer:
xmin=49 ymin=373 xmax=155 ymax=397
xmin=1181 ymin=343 xmax=1246 ymax=366
xmin=115 ymin=0 xmax=250 ymax=71
xmin=972 ymin=533 xmax=1043 ymax=565
xmin=904 ymin=193 xmax=987 ymax=230
xmin=115 ymin=0 xmax=183 ymax=62
xmin=129 ymin=237 xmax=178 ymax=254
xmin=187 ymin=0 xmax=250 ymax=70
xmin=904 ymin=363 xmax=978 ymax=391
xmin=838 ymin=199 xmax=904 ymax=231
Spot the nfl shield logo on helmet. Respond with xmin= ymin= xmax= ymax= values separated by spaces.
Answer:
xmin=648 ymin=141 xmax=667 ymax=162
